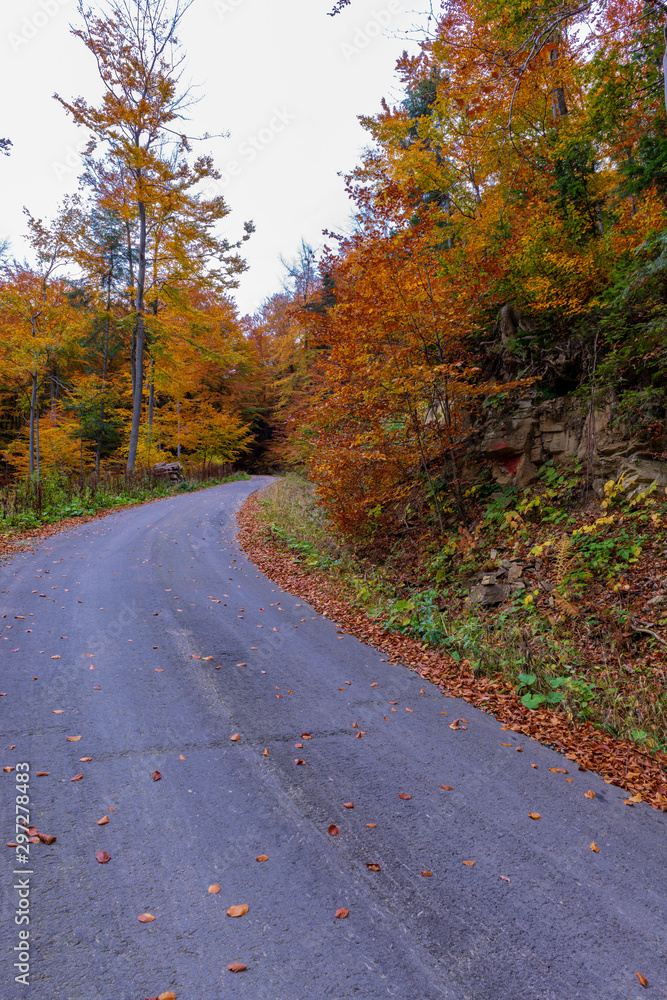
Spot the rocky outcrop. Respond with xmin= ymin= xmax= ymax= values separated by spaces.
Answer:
xmin=478 ymin=395 xmax=667 ymax=494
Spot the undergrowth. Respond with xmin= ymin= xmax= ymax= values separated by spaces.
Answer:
xmin=258 ymin=470 xmax=667 ymax=753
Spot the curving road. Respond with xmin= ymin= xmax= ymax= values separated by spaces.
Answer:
xmin=0 ymin=477 xmax=666 ymax=1000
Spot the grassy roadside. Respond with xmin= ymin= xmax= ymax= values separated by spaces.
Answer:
xmin=238 ymin=473 xmax=667 ymax=811
xmin=0 ymin=469 xmax=250 ymax=559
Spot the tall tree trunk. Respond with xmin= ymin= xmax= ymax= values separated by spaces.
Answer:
xmin=29 ymin=373 xmax=37 ymax=478
xmin=97 ymin=275 xmax=112 ymax=475
xmin=127 ymin=197 xmax=146 ymax=471
xmin=147 ymin=357 xmax=155 ymax=459
xmin=177 ymin=399 xmax=181 ymax=460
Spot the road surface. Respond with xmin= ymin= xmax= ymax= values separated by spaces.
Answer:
xmin=1 ymin=477 xmax=665 ymax=1000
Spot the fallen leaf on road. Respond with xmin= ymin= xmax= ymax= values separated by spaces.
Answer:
xmin=370 ymin=682 xmax=378 ymax=687
xmin=295 ymin=758 xmax=305 ymax=765
xmin=590 ymin=842 xmax=600 ymax=853
xmin=328 ymin=825 xmax=340 ymax=836
xmin=159 ymin=993 xmax=177 ymax=1000
xmin=51 ymin=655 xmax=61 ymax=659
xmin=66 ymin=736 xmax=82 ymax=742
xmin=36 ymin=772 xmax=49 ymax=776
xmin=236 ymin=662 xmax=247 ymax=667
xmin=137 ymin=913 xmax=155 ymax=923
xmin=96 ymin=850 xmax=111 ymax=864
xmin=636 ymin=972 xmax=648 ymax=988
xmin=93 ymin=685 xmax=101 ymax=690
xmin=366 ymin=863 xmax=381 ymax=871
xmin=462 ymin=860 xmax=475 ymax=866
xmin=155 ymin=669 xmax=164 ymax=673
xmin=79 ymin=756 xmax=92 ymax=762
xmin=230 ymin=734 xmax=241 ymax=742
xmin=152 ymin=771 xmax=162 ymax=781
xmin=71 ymin=773 xmax=84 ymax=782
xmin=97 ymin=817 xmax=109 ymax=826
xmin=406 ymin=707 xmax=414 ymax=712
xmin=227 ymin=904 xmax=249 ymax=918
xmin=367 ymin=823 xmax=376 ymax=828
xmin=584 ymin=790 xmax=596 ymax=799
xmin=202 ymin=657 xmax=213 ymax=661
xmin=3 ymin=766 xmax=14 ymax=773
xmin=263 ymin=749 xmax=269 ymax=756
xmin=208 ymin=884 xmax=221 ymax=894
xmin=295 ymin=743 xmax=303 ymax=749
xmin=421 ymin=871 xmax=433 ymax=877
xmin=335 ymin=907 xmax=349 ymax=918
xmin=531 ymin=764 xmax=538 ymax=769
xmin=38 ymin=833 xmax=56 ymax=845
xmin=500 ymin=875 xmax=510 ymax=882
xmin=398 ymin=793 xmax=412 ymax=800
xmin=343 ymin=802 xmax=354 ymax=809
xmin=256 ymin=855 xmax=269 ymax=862
xmin=440 ymin=785 xmax=453 ymax=791
xmin=528 ymin=812 xmax=541 ymax=820
xmin=226 ymin=962 xmax=247 ymax=973
xmin=549 ymin=768 xmax=568 ymax=774
xmin=301 ymin=733 xmax=311 ymax=739
xmin=52 ymin=710 xmax=64 ymax=714
xmin=501 ymin=742 xmax=512 ymax=746
xmin=629 ymin=793 xmax=643 ymax=803
xmin=450 ymin=720 xmax=466 ymax=730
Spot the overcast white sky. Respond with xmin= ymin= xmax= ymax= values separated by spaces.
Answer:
xmin=1 ymin=0 xmax=430 ymax=316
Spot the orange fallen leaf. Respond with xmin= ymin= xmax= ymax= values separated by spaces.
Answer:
xmin=335 ymin=907 xmax=349 ymax=918
xmin=93 ymin=685 xmax=101 ymax=690
xmin=328 ymin=824 xmax=340 ymax=836
xmin=440 ymin=785 xmax=453 ymax=791
xmin=584 ymin=790 xmax=596 ymax=799
xmin=159 ymin=993 xmax=177 ymax=1000
xmin=152 ymin=771 xmax=162 ymax=781
xmin=230 ymin=734 xmax=241 ymax=742
xmin=500 ymin=875 xmax=510 ymax=882
xmin=71 ymin=773 xmax=84 ymax=782
xmin=366 ymin=863 xmax=381 ymax=871
xmin=549 ymin=767 xmax=568 ymax=774
xmin=137 ymin=913 xmax=155 ymax=923
xmin=202 ymin=656 xmax=213 ymax=661
xmin=421 ymin=871 xmax=433 ymax=877
xmin=263 ymin=748 xmax=269 ymax=756
xmin=226 ymin=904 xmax=249 ymax=918
xmin=462 ymin=860 xmax=475 ymax=866
xmin=79 ymin=756 xmax=92 ymax=762
xmin=343 ymin=802 xmax=354 ymax=809
xmin=208 ymin=884 xmax=221 ymax=894
xmin=405 ymin=707 xmax=414 ymax=712
xmin=366 ymin=823 xmax=377 ymax=828
xmin=295 ymin=743 xmax=303 ymax=749
xmin=255 ymin=854 xmax=269 ymax=862
xmin=38 ymin=833 xmax=56 ymax=845
xmin=370 ymin=682 xmax=378 ymax=687
xmin=528 ymin=812 xmax=541 ymax=820
xmin=179 ymin=755 xmax=185 ymax=760
xmin=530 ymin=764 xmax=538 ymax=769
xmin=96 ymin=850 xmax=111 ymax=864
xmin=36 ymin=771 xmax=49 ymax=776
xmin=52 ymin=710 xmax=64 ymax=714
xmin=51 ymin=655 xmax=61 ymax=659
xmin=301 ymin=733 xmax=311 ymax=739
xmin=236 ymin=662 xmax=247 ymax=667
xmin=636 ymin=972 xmax=648 ymax=988
xmin=66 ymin=735 xmax=82 ymax=742
xmin=97 ymin=816 xmax=109 ymax=826
xmin=398 ymin=793 xmax=412 ymax=800
xmin=295 ymin=758 xmax=306 ymax=765
xmin=227 ymin=962 xmax=247 ymax=973
xmin=500 ymin=742 xmax=512 ymax=746
xmin=590 ymin=842 xmax=600 ymax=853
xmin=3 ymin=766 xmax=14 ymax=773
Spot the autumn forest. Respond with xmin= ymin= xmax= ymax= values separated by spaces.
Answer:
xmin=3 ymin=1 xmax=667 ymax=764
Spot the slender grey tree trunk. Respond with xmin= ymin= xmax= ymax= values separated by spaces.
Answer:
xmin=29 ymin=373 xmax=37 ymax=478
xmin=127 ymin=196 xmax=146 ymax=471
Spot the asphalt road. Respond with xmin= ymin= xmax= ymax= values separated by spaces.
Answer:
xmin=1 ymin=477 xmax=666 ymax=1000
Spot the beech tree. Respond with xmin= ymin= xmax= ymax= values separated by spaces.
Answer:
xmin=56 ymin=0 xmax=251 ymax=471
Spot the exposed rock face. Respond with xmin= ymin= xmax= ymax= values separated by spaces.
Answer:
xmin=478 ymin=396 xmax=667 ymax=493
xmin=153 ymin=462 xmax=185 ymax=483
